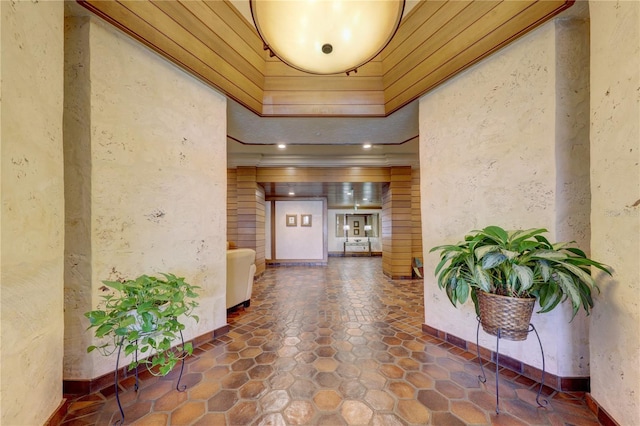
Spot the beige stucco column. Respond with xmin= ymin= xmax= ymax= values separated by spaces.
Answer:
xmin=1 ymin=1 xmax=65 ymax=424
xmin=420 ymin=18 xmax=593 ymax=379
xmin=63 ymin=15 xmax=228 ymax=382
xmin=588 ymin=1 xmax=640 ymax=424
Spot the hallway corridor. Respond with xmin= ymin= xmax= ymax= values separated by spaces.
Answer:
xmin=61 ymin=258 xmax=601 ymax=425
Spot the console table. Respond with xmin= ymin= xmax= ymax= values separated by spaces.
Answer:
xmin=343 ymin=241 xmax=371 ymax=256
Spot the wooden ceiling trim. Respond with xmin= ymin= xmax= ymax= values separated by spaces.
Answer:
xmin=264 ymin=60 xmax=384 ymax=77
xmin=262 ymin=91 xmax=385 ymax=106
xmin=263 ymin=76 xmax=384 ymax=92
xmin=384 ymin=0 xmax=571 ymax=113
xmin=256 ymin=167 xmax=392 ymax=183
xmin=260 ymin=104 xmax=386 ymax=116
xmin=78 ymin=0 xmax=265 ymax=114
xmin=261 ymin=62 xmax=386 ymax=115
xmin=124 ymin=1 xmax=264 ymax=100
xmin=382 ymin=1 xmax=501 ymax=93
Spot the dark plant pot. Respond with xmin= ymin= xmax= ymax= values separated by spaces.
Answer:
xmin=477 ymin=291 xmax=535 ymax=341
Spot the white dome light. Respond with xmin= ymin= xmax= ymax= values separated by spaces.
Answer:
xmin=251 ymin=0 xmax=405 ymax=75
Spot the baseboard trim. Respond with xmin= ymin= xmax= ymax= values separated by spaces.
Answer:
xmin=266 ymin=260 xmax=328 ymax=266
xmin=422 ymin=323 xmax=589 ymax=392
xmin=586 ymin=394 xmax=620 ymax=426
xmin=328 ymin=252 xmax=383 ymax=258
xmin=383 ymin=271 xmax=414 ymax=280
xmin=63 ymin=324 xmax=230 ymax=396
xmin=45 ymin=397 xmax=69 ymax=426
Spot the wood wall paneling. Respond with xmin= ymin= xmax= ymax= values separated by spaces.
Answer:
xmin=411 ymin=168 xmax=423 ymax=264
xmin=227 ymin=169 xmax=238 ymax=244
xmin=261 ymin=104 xmax=386 ymax=116
xmin=262 ymin=91 xmax=385 ymax=106
xmin=262 ymin=56 xmax=386 ymax=116
xmin=264 ymin=76 xmax=385 ymax=92
xmin=256 ymin=167 xmax=392 ymax=184
xmin=264 ymin=58 xmax=384 ymax=76
xmin=235 ymin=167 xmax=266 ymax=275
xmin=381 ymin=167 xmax=413 ymax=279
xmin=255 ymin=185 xmax=266 ymax=275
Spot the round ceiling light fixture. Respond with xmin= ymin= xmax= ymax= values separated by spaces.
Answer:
xmin=250 ymin=0 xmax=405 ymax=75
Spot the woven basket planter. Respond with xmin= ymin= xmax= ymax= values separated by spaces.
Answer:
xmin=477 ymin=291 xmax=535 ymax=341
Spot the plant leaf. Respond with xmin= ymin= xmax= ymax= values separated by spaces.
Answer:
xmin=512 ymin=264 xmax=534 ymax=292
xmin=555 ymin=271 xmax=582 ymax=318
xmin=474 ymin=264 xmax=492 ymax=293
xmin=510 ymin=228 xmax=547 ymax=245
xmin=564 ymin=246 xmax=587 ymax=258
xmin=537 ymin=259 xmax=551 ymax=282
xmin=95 ymin=323 xmax=113 ymax=338
xmin=530 ymin=250 xmax=568 ymax=261
xmin=474 ymin=244 xmax=498 ymax=260
xmin=101 ymin=280 xmax=124 ymax=291
xmin=537 ymin=282 xmax=562 ymax=313
xmin=500 ymin=249 xmax=520 ymax=260
xmin=556 ymin=260 xmax=597 ymax=289
xmin=481 ymin=226 xmax=509 ymax=244
xmin=482 ymin=252 xmax=507 ymax=269
xmin=455 ymin=278 xmax=470 ymax=304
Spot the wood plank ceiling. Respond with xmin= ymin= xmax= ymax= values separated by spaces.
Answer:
xmin=75 ymin=0 xmax=573 ymax=207
xmin=78 ymin=0 xmax=573 ymax=118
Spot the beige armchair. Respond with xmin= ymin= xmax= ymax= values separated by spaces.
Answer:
xmin=226 ymin=248 xmax=256 ymax=309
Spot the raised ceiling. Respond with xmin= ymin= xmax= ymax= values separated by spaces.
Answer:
xmin=77 ymin=0 xmax=573 ymax=117
xmin=76 ymin=0 xmax=574 ymax=207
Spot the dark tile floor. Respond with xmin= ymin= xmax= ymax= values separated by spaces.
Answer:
xmin=60 ymin=257 xmax=602 ymax=425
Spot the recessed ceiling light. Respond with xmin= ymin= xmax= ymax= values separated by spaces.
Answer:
xmin=278 ymin=144 xmax=286 ymax=149
xmin=362 ymin=198 xmax=368 ymax=201
xmin=363 ymin=143 xmax=372 ymax=149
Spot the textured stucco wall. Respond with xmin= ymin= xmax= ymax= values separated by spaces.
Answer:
xmin=64 ymin=16 xmax=227 ymax=380
xmin=63 ymin=15 xmax=94 ymax=381
xmin=0 ymin=1 xmax=65 ymax=424
xmin=420 ymin=20 xmax=593 ymax=376
xmin=589 ymin=1 xmax=640 ymax=424
xmin=552 ymin=18 xmax=593 ymax=377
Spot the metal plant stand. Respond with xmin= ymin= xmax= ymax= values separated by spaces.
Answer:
xmin=476 ymin=318 xmax=548 ymax=414
xmin=113 ymin=330 xmax=187 ymax=425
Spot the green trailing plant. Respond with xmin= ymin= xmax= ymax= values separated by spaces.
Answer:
xmin=430 ymin=226 xmax=611 ymax=319
xmin=85 ymin=273 xmax=200 ymax=376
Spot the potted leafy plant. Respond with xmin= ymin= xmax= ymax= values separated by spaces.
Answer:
xmin=430 ymin=226 xmax=611 ymax=340
xmin=85 ymin=273 xmax=200 ymax=375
